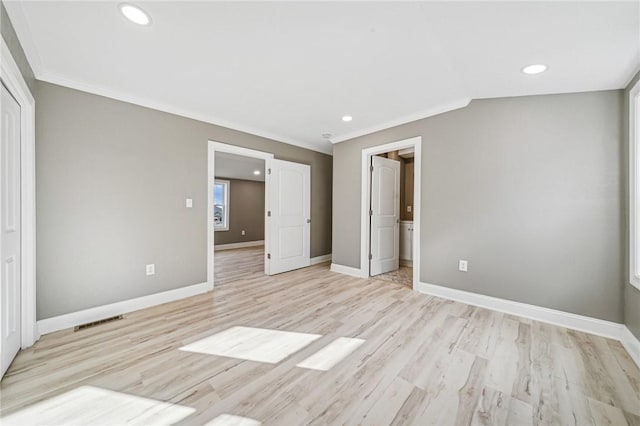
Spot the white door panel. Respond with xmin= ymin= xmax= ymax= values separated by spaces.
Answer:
xmin=370 ymin=156 xmax=400 ymax=276
xmin=268 ymin=159 xmax=310 ymax=274
xmin=1 ymin=83 xmax=22 ymax=377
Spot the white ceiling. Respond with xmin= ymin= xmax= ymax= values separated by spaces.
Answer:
xmin=215 ymin=152 xmax=265 ymax=182
xmin=6 ymin=1 xmax=640 ymax=154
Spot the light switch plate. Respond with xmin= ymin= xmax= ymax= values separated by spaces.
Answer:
xmin=458 ymin=260 xmax=468 ymax=272
xmin=186 ymin=198 xmax=193 ymax=208
xmin=407 ymin=205 xmax=412 ymax=213
xmin=146 ymin=264 xmax=155 ymax=276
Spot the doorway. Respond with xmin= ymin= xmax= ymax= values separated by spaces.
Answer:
xmin=0 ymin=37 xmax=37 ymax=380
xmin=212 ymin=152 xmax=266 ymax=285
xmin=207 ymin=142 xmax=312 ymax=290
xmin=360 ymin=137 xmax=422 ymax=290
xmin=1 ymin=83 xmax=22 ymax=377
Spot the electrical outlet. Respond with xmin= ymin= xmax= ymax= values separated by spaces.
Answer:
xmin=146 ymin=264 xmax=155 ymax=276
xmin=407 ymin=205 xmax=412 ymax=213
xmin=241 ymin=230 xmax=246 ymax=236
xmin=458 ymin=260 xmax=468 ymax=272
xmin=186 ymin=198 xmax=193 ymax=208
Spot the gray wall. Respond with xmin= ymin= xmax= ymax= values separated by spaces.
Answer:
xmin=214 ymin=178 xmax=265 ymax=245
xmin=36 ymin=81 xmax=332 ymax=319
xmin=1 ymin=1 xmax=35 ymax=93
xmin=625 ymin=69 xmax=640 ymax=339
xmin=333 ymin=91 xmax=624 ymax=322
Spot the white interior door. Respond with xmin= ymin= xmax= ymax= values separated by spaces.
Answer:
xmin=370 ymin=155 xmax=400 ymax=276
xmin=267 ymin=159 xmax=310 ymax=275
xmin=1 ymin=83 xmax=22 ymax=377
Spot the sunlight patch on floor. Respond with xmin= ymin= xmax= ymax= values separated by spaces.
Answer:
xmin=296 ymin=337 xmax=366 ymax=371
xmin=179 ymin=326 xmax=321 ymax=363
xmin=1 ymin=386 xmax=195 ymax=425
xmin=204 ymin=414 xmax=262 ymax=426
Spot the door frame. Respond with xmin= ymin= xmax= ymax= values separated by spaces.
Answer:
xmin=0 ymin=37 xmax=37 ymax=349
xmin=360 ymin=136 xmax=422 ymax=290
xmin=207 ymin=141 xmax=274 ymax=289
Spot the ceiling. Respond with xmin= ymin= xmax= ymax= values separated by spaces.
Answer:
xmin=5 ymin=1 xmax=639 ymax=155
xmin=215 ymin=152 xmax=265 ymax=182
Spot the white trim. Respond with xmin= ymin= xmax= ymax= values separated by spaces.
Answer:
xmin=1 ymin=2 xmax=44 ymax=78
xmin=629 ymin=77 xmax=640 ymax=290
xmin=208 ymin=142 xmax=274 ymax=287
xmin=311 ymin=254 xmax=332 ymax=265
xmin=37 ymin=282 xmax=210 ymax=335
xmin=621 ymin=326 xmax=640 ymax=369
xmin=417 ymin=281 xmax=623 ymax=341
xmin=35 ymin=71 xmax=331 ymax=156
xmin=331 ymin=98 xmax=469 ymax=144
xmin=327 ymin=262 xmax=640 ymax=369
xmin=360 ymin=137 xmax=422 ymax=291
xmin=215 ymin=240 xmax=265 ymax=251
xmin=2 ymin=2 xmax=332 ymax=156
xmin=213 ymin=179 xmax=230 ymax=231
xmin=330 ymin=263 xmax=362 ymax=277
xmin=1 ymin=37 xmax=38 ymax=349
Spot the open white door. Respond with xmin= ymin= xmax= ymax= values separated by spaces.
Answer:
xmin=370 ymin=156 xmax=400 ymax=276
xmin=267 ymin=159 xmax=310 ymax=275
xmin=1 ymin=83 xmax=22 ymax=377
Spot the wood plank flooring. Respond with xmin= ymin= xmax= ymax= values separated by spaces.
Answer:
xmin=1 ymin=247 xmax=639 ymax=425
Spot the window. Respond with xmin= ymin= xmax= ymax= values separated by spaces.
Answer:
xmin=214 ymin=179 xmax=229 ymax=231
xmin=630 ymin=78 xmax=640 ymax=290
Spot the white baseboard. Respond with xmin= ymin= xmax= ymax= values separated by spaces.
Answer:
xmin=417 ymin=282 xmax=623 ymax=341
xmin=37 ymin=282 xmax=210 ymax=335
xmin=622 ymin=326 xmax=640 ymax=368
xmin=311 ymin=254 xmax=332 ymax=265
xmin=330 ymin=263 xmax=363 ymax=278
xmin=214 ymin=240 xmax=264 ymax=251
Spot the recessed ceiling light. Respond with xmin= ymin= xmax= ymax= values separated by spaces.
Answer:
xmin=521 ymin=64 xmax=547 ymax=75
xmin=322 ymin=133 xmax=332 ymax=139
xmin=342 ymin=116 xmax=353 ymax=122
xmin=119 ymin=3 xmax=151 ymax=26
xmin=253 ymin=170 xmax=260 ymax=175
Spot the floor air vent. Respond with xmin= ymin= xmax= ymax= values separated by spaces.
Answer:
xmin=74 ymin=315 xmax=123 ymax=331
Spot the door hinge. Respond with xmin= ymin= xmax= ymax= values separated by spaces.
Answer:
xmin=369 ymin=209 xmax=373 ymax=216
xmin=370 ymin=165 xmax=374 ymax=172
xmin=369 ymin=253 xmax=373 ymax=260
xmin=267 ymin=253 xmax=271 ymax=259
xmin=268 ymin=168 xmax=271 ymax=175
xmin=267 ymin=210 xmax=271 ymax=217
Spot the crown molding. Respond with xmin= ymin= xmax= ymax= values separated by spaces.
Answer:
xmin=4 ymin=2 xmax=333 ymax=155
xmin=39 ymin=71 xmax=333 ymax=155
xmin=2 ymin=1 xmax=45 ymax=77
xmin=330 ymin=97 xmax=471 ymax=144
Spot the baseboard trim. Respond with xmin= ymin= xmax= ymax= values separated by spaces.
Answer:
xmin=400 ymin=259 xmax=413 ymax=267
xmin=622 ymin=326 xmax=640 ymax=368
xmin=311 ymin=254 xmax=332 ymax=265
xmin=37 ymin=282 xmax=210 ymax=335
xmin=214 ymin=240 xmax=264 ymax=251
xmin=330 ymin=263 xmax=362 ymax=278
xmin=417 ymin=281 xmax=623 ymax=341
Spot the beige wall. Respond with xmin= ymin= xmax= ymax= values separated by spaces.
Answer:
xmin=625 ymin=69 xmax=640 ymax=339
xmin=214 ymin=178 xmax=265 ymax=245
xmin=333 ymin=90 xmax=624 ymax=322
xmin=36 ymin=81 xmax=332 ymax=319
xmin=400 ymin=158 xmax=414 ymax=221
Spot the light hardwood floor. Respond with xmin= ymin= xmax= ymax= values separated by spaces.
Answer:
xmin=1 ymin=247 xmax=640 ymax=425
